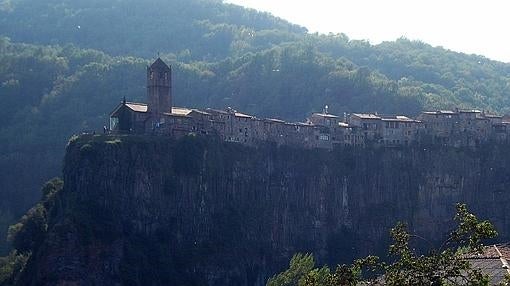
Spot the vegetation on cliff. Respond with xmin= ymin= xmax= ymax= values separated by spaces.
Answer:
xmin=0 ymin=178 xmax=62 ymax=285
xmin=269 ymin=204 xmax=503 ymax=286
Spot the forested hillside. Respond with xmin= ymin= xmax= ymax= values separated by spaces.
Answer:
xmin=2 ymin=0 xmax=510 ymax=111
xmin=1 ymin=0 xmax=510 ymax=255
xmin=0 ymin=0 xmax=305 ymax=60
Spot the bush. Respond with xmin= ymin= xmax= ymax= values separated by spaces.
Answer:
xmin=6 ymin=178 xmax=63 ymax=254
xmin=0 ymin=251 xmax=29 ymax=285
xmin=7 ymin=204 xmax=47 ymax=254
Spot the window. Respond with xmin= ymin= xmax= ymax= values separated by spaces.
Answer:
xmin=110 ymin=117 xmax=119 ymax=130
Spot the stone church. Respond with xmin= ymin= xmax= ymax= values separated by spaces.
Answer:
xmin=110 ymin=58 xmax=195 ymax=135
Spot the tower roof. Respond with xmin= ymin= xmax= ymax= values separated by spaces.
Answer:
xmin=150 ymin=58 xmax=171 ymax=70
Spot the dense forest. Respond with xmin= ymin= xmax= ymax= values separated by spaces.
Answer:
xmin=0 ymin=0 xmax=305 ymax=60
xmin=1 ymin=0 xmax=510 ymax=255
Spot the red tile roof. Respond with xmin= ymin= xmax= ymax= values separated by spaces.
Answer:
xmin=464 ymin=244 xmax=510 ymax=284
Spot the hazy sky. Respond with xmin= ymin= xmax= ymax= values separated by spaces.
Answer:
xmin=225 ymin=0 xmax=510 ymax=63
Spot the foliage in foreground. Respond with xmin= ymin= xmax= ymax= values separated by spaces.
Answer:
xmin=268 ymin=204 xmax=506 ymax=286
xmin=0 ymin=178 xmax=63 ymax=286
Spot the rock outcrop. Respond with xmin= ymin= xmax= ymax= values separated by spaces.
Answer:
xmin=16 ymin=134 xmax=510 ymax=285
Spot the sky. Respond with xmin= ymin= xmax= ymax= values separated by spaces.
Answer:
xmin=225 ymin=0 xmax=510 ymax=63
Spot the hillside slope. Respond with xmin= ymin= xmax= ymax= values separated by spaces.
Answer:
xmin=0 ymin=0 xmax=305 ymax=60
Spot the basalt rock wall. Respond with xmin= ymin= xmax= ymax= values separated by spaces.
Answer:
xmin=18 ymin=135 xmax=510 ymax=285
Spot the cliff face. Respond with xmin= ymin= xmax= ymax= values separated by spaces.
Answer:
xmin=18 ymin=135 xmax=510 ymax=285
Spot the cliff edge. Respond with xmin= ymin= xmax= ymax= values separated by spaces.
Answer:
xmin=13 ymin=134 xmax=510 ymax=285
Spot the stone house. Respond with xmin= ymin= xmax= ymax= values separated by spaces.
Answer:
xmin=491 ymin=115 xmax=510 ymax=143
xmin=341 ymin=125 xmax=366 ymax=147
xmin=308 ymin=112 xmax=343 ymax=127
xmin=418 ymin=110 xmax=459 ymax=145
xmin=418 ymin=109 xmax=501 ymax=147
xmin=348 ymin=113 xmax=382 ymax=142
xmin=109 ymin=101 xmax=149 ymax=133
xmin=380 ymin=115 xmax=422 ymax=146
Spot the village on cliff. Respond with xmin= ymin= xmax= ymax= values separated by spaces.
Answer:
xmin=110 ymin=58 xmax=510 ymax=149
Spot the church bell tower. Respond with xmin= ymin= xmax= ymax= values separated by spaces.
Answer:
xmin=147 ymin=58 xmax=172 ymax=118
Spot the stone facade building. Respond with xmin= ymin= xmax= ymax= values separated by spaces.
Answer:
xmin=110 ymin=58 xmax=510 ymax=149
xmin=417 ymin=109 xmax=507 ymax=147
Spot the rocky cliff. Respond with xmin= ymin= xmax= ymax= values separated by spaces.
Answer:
xmin=15 ymin=134 xmax=510 ymax=285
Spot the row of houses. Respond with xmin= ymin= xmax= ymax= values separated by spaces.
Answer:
xmin=109 ymin=58 xmax=510 ymax=149
xmin=308 ymin=108 xmax=510 ymax=148
xmin=111 ymin=98 xmax=510 ymax=149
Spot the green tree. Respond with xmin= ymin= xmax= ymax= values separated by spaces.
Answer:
xmin=7 ymin=178 xmax=63 ymax=254
xmin=268 ymin=204 xmax=502 ymax=286
xmin=268 ymin=254 xmax=316 ymax=286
